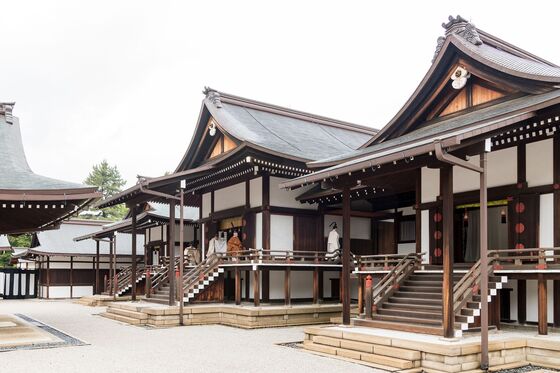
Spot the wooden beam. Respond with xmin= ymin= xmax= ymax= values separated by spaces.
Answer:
xmin=253 ymin=269 xmax=260 ymax=307
xmin=95 ymin=240 xmax=100 ymax=294
xmin=415 ymin=168 xmax=422 ymax=254
xmin=441 ymin=165 xmax=454 ymax=338
xmin=538 ymin=273 xmax=548 ymax=335
xmin=517 ymin=279 xmax=526 ymax=324
xmin=262 ymin=174 xmax=270 ymax=303
xmin=284 ymin=268 xmax=291 ymax=306
xmin=46 ymin=256 xmax=50 ymax=299
xmin=235 ymin=267 xmax=241 ymax=305
xmin=313 ymin=267 xmax=319 ymax=304
xmin=168 ymin=199 xmax=176 ymax=306
xmin=342 ymin=186 xmax=351 ymax=325
xmin=70 ymin=256 xmax=73 ymax=299
xmin=131 ymin=206 xmax=137 ymax=301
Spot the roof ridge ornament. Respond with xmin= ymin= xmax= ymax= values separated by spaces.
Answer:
xmin=432 ymin=15 xmax=483 ymax=63
xmin=0 ymin=102 xmax=15 ymax=125
xmin=203 ymin=86 xmax=223 ymax=108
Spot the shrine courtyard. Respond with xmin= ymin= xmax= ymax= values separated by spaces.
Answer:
xmin=0 ymin=299 xmax=376 ymax=373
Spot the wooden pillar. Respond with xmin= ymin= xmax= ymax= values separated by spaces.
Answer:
xmin=109 ymin=236 xmax=114 ymax=295
xmin=131 ymin=206 xmax=138 ymax=301
xmin=441 ymin=165 xmax=454 ymax=338
xmin=46 ymin=256 xmax=50 ymax=299
xmin=553 ymin=135 xmax=560 ymax=327
xmin=70 ymin=256 xmax=74 ymax=299
xmin=342 ymin=185 xmax=351 ymax=325
xmin=262 ymin=174 xmax=270 ymax=302
xmin=284 ymin=268 xmax=291 ymax=306
xmin=253 ymin=269 xmax=260 ymax=306
xmin=95 ymin=240 xmax=100 ymax=294
xmin=235 ymin=267 xmax=241 ymax=305
xmin=313 ymin=267 xmax=319 ymax=304
xmin=244 ymin=270 xmax=250 ymax=301
xmin=517 ymin=280 xmax=526 ymax=324
xmin=358 ymin=274 xmax=364 ymax=314
xmin=415 ymin=168 xmax=422 ymax=254
xmin=480 ymin=151 xmax=489 ymax=369
xmin=318 ymin=269 xmax=324 ymax=301
xmin=538 ymin=274 xmax=548 ymax=335
xmin=168 ymin=199 xmax=176 ymax=306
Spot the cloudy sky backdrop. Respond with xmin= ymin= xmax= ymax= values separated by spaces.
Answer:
xmin=1 ymin=1 xmax=558 ymax=187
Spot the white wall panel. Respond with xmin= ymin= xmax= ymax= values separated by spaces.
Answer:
xmin=250 ymin=177 xmax=262 ymax=208
xmin=526 ymin=280 xmax=554 ymax=323
xmin=72 ymin=286 xmax=93 ymax=298
xmin=398 ymin=243 xmax=416 ymax=255
xmin=291 ymin=271 xmax=313 ymax=298
xmin=323 ymin=215 xmax=370 ymax=240
xmin=421 ymin=167 xmax=439 ymax=203
xmin=202 ymin=192 xmax=211 ymax=218
xmin=322 ymin=271 xmax=339 ymax=298
xmin=214 ymin=182 xmax=245 ymax=212
xmin=421 ymin=210 xmax=430 ymax=263
xmin=256 ymin=213 xmax=262 ymax=250
xmin=527 ymin=138 xmax=553 ymax=187
xmin=270 ymin=177 xmax=317 ymax=210
xmin=47 ymin=286 xmax=71 ymax=299
xmin=540 ymin=194 xmax=554 ymax=248
xmin=271 ymin=215 xmax=293 ymax=252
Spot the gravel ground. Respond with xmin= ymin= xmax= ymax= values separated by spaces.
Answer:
xmin=0 ymin=299 xmax=380 ymax=373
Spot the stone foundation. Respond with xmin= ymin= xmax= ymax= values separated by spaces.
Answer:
xmin=303 ymin=326 xmax=560 ymax=372
xmin=101 ymin=302 xmax=342 ymax=329
xmin=74 ymin=295 xmax=131 ymax=307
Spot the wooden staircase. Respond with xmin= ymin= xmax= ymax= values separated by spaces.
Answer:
xmin=354 ymin=254 xmax=507 ymax=337
xmin=102 ymin=264 xmax=149 ymax=297
xmin=146 ymin=255 xmax=224 ymax=305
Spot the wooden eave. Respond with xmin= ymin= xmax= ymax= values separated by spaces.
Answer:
xmin=365 ymin=35 xmax=560 ymax=146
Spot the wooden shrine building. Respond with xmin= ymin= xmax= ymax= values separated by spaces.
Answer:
xmin=96 ymin=89 xmax=377 ymax=306
xmin=282 ymin=15 xmax=560 ymax=343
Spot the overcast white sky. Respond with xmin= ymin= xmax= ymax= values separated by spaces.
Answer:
xmin=1 ymin=1 xmax=559 ymax=188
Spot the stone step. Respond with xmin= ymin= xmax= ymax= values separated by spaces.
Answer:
xmin=100 ymin=312 xmax=144 ymax=325
xmin=353 ymin=318 xmax=446 ymax=336
xmin=106 ymin=306 xmax=148 ymax=320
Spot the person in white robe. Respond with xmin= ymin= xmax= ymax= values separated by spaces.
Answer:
xmin=206 ymin=233 xmax=219 ymax=257
xmin=327 ymin=222 xmax=340 ymax=260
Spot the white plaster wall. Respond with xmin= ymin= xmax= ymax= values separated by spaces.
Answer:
xmin=526 ymin=280 xmax=554 ymax=323
xmin=540 ymin=194 xmax=554 ymax=248
xmin=398 ymin=243 xmax=416 ymax=255
xmin=291 ymin=271 xmax=313 ymax=298
xmin=255 ymin=213 xmax=262 ymax=250
xmin=73 ymin=262 xmax=95 ymax=269
xmin=250 ymin=177 xmax=262 ymax=208
xmin=322 ymin=271 xmax=339 ymax=298
xmin=504 ymin=280 xmax=518 ymax=322
xmin=271 ymin=214 xmax=293 ymax=252
xmin=201 ymin=223 xmax=206 ymax=255
xmin=0 ymin=273 xmax=4 ymax=295
xmin=421 ymin=210 xmax=430 ymax=263
xmin=214 ymin=182 xmax=245 ymax=211
xmin=148 ymin=226 xmax=163 ymax=241
xmin=269 ymin=271 xmax=284 ymax=299
xmin=323 ymin=215 xmax=370 ymax=240
xmin=46 ymin=286 xmax=71 ymax=299
xmin=488 ymin=147 xmax=517 ymax=188
xmin=527 ymin=138 xmax=553 ymax=187
xmin=28 ymin=274 xmax=35 ymax=296
xmin=421 ymin=167 xmax=439 ymax=203
xmin=72 ymin=286 xmax=93 ymax=298
xmin=398 ymin=206 xmax=415 ymax=216
xmin=270 ymin=177 xmax=317 ymax=210
xmin=202 ymin=192 xmax=211 ymax=218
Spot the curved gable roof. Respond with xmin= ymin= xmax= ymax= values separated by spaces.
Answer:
xmin=364 ymin=16 xmax=560 ymax=147
xmin=175 ymin=89 xmax=377 ymax=171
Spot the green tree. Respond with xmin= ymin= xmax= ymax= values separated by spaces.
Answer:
xmin=83 ymin=160 xmax=128 ymax=221
xmin=0 ymin=252 xmax=12 ymax=268
xmin=8 ymin=234 xmax=31 ymax=248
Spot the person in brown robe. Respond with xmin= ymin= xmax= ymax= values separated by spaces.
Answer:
xmin=227 ymin=231 xmax=243 ymax=258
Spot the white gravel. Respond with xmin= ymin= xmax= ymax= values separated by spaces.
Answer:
xmin=0 ymin=299 xmax=383 ymax=373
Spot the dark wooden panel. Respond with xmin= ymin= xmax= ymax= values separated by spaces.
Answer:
xmin=374 ymin=221 xmax=396 ymax=255
xmin=294 ymin=215 xmax=319 ymax=251
xmin=508 ymin=193 xmax=539 ymax=250
xmin=194 ymin=276 xmax=224 ymax=302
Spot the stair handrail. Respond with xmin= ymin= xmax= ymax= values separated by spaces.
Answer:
xmin=150 ymin=257 xmax=180 ymax=293
xmin=452 ymin=254 xmax=497 ymax=314
xmin=371 ymin=252 xmax=424 ymax=306
xmin=354 ymin=253 xmax=418 ymax=272
xmin=180 ymin=254 xmax=222 ymax=294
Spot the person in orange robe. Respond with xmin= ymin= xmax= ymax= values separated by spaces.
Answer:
xmin=227 ymin=231 xmax=243 ymax=256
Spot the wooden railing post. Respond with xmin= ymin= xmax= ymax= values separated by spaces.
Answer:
xmin=145 ymin=268 xmax=151 ymax=298
xmin=365 ymin=275 xmax=373 ymax=319
xmin=104 ymin=275 xmax=107 ymax=293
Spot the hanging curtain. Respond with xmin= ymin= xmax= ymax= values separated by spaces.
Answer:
xmin=464 ymin=210 xmax=480 ymax=262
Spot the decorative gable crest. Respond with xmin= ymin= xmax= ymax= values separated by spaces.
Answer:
xmin=432 ymin=15 xmax=483 ymax=62
xmin=0 ymin=102 xmax=15 ymax=125
xmin=203 ymin=86 xmax=223 ymax=108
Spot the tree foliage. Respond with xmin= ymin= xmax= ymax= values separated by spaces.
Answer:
xmin=0 ymin=252 xmax=11 ymax=268
xmin=83 ymin=160 xmax=128 ymax=221
xmin=8 ymin=234 xmax=31 ymax=248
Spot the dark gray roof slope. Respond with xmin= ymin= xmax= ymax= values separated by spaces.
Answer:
xmin=0 ymin=105 xmax=94 ymax=191
xmin=203 ymin=90 xmax=377 ymax=162
xmin=282 ymin=89 xmax=560 ymax=187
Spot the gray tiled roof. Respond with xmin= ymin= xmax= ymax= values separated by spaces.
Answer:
xmin=453 ymin=35 xmax=560 ymax=79
xmin=207 ymin=98 xmax=374 ymax=161
xmin=35 ymin=220 xmax=144 ymax=256
xmin=0 ymin=115 xmax=93 ymax=190
xmin=308 ymin=89 xmax=560 ymax=168
xmin=0 ymin=235 xmax=10 ymax=249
